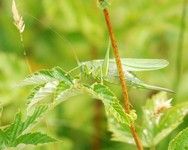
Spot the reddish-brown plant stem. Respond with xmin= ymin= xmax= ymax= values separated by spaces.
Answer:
xmin=102 ymin=8 xmax=143 ymax=150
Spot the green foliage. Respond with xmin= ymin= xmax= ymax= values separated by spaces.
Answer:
xmin=155 ymin=102 xmax=188 ymax=144
xmin=1 ymin=0 xmax=186 ymax=149
xmin=23 ymin=67 xmax=134 ymax=126
xmin=1 ymin=56 xmax=174 ymax=149
xmin=23 ymin=60 xmax=171 ymax=148
xmin=168 ymin=127 xmax=188 ymax=150
xmin=15 ymin=132 xmax=56 ymax=146
xmin=11 ymin=66 xmax=135 ymax=149
xmin=108 ymin=116 xmax=134 ymax=145
xmin=90 ymin=83 xmax=134 ymax=125
xmin=20 ymin=67 xmax=73 ymax=86
xmin=0 ymin=105 xmax=56 ymax=149
xmin=20 ymin=67 xmax=76 ymax=111
xmin=108 ymin=92 xmax=188 ymax=148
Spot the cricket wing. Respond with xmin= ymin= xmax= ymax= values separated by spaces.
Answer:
xmin=115 ymin=58 xmax=169 ymax=72
xmin=82 ymin=58 xmax=169 ymax=72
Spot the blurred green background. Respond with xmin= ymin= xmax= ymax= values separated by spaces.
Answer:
xmin=0 ymin=0 xmax=187 ymax=149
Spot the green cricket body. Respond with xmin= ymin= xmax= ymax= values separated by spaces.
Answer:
xmin=73 ymin=39 xmax=173 ymax=93
xmin=80 ymin=59 xmax=173 ymax=93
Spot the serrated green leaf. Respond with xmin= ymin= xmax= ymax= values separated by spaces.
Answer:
xmin=168 ymin=127 xmax=188 ymax=150
xmin=1 ymin=105 xmax=48 ymax=148
xmin=51 ymin=67 xmax=73 ymax=85
xmin=55 ymin=88 xmax=78 ymax=103
xmin=54 ymin=81 xmax=71 ymax=100
xmin=0 ymin=129 xmax=9 ymax=149
xmin=20 ymin=70 xmax=55 ymax=86
xmin=92 ymin=83 xmax=115 ymax=101
xmin=5 ymin=112 xmax=23 ymax=144
xmin=6 ymin=105 xmax=48 ymax=135
xmin=21 ymin=67 xmax=75 ymax=110
xmin=23 ymin=105 xmax=48 ymax=131
xmin=27 ymin=81 xmax=59 ymax=109
xmin=89 ymin=83 xmax=132 ymax=126
xmin=154 ymin=102 xmax=188 ymax=145
xmin=140 ymin=92 xmax=170 ymax=147
xmin=20 ymin=67 xmax=73 ymax=86
xmin=27 ymin=85 xmax=43 ymax=103
xmin=141 ymin=92 xmax=188 ymax=147
xmin=14 ymin=132 xmax=56 ymax=146
xmin=80 ymin=83 xmax=135 ymax=144
xmin=107 ymin=114 xmax=134 ymax=145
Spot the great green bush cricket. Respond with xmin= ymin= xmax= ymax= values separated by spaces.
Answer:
xmin=68 ymin=41 xmax=173 ymax=93
xmin=16 ymin=10 xmax=172 ymax=93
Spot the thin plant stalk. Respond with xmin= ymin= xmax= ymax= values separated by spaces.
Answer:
xmin=174 ymin=0 xmax=187 ymax=99
xmin=98 ymin=2 xmax=143 ymax=150
xmin=20 ymin=34 xmax=32 ymax=73
xmin=12 ymin=0 xmax=32 ymax=73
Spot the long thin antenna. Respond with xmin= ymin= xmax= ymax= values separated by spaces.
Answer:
xmin=24 ymin=13 xmax=80 ymax=66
